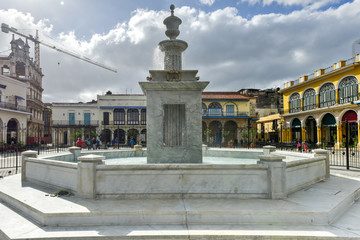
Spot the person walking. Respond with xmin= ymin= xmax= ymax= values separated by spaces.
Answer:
xmin=76 ymin=138 xmax=83 ymax=149
xmin=92 ymin=137 xmax=96 ymax=150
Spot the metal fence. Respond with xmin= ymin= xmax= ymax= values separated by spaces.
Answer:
xmin=0 ymin=144 xmax=70 ymax=174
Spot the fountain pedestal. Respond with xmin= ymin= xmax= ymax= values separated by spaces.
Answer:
xmin=140 ymin=5 xmax=208 ymax=163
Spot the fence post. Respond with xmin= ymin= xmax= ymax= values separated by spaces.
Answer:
xmin=312 ymin=149 xmax=330 ymax=179
xmin=257 ymin=154 xmax=286 ymax=199
xmin=346 ymin=119 xmax=350 ymax=170
xmin=21 ymin=150 xmax=38 ymax=182
xmin=77 ymin=154 xmax=104 ymax=199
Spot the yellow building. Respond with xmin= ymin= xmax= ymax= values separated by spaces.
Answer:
xmin=257 ymin=114 xmax=282 ymax=143
xmin=201 ymin=92 xmax=257 ymax=147
xmin=280 ymin=55 xmax=360 ymax=148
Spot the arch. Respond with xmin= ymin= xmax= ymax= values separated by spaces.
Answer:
xmin=224 ymin=120 xmax=237 ymax=145
xmin=304 ymin=116 xmax=317 ymax=143
xmin=338 ymin=76 xmax=358 ymax=104
xmin=320 ymin=113 xmax=337 ymax=146
xmin=289 ymin=92 xmax=301 ymax=113
xmin=7 ymin=118 xmax=19 ymax=144
xmin=209 ymin=120 xmax=222 ymax=146
xmin=208 ymin=102 xmax=222 ymax=116
xmin=127 ymin=129 xmax=139 ymax=145
xmin=303 ymin=88 xmax=317 ymax=111
xmin=114 ymin=129 xmax=125 ymax=144
xmin=319 ymin=82 xmax=336 ymax=108
xmin=101 ymin=129 xmax=112 ymax=145
xmin=291 ymin=118 xmax=301 ymax=142
xmin=342 ymin=110 xmax=358 ymax=123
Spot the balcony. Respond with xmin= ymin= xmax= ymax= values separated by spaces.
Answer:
xmin=0 ymin=101 xmax=30 ymax=113
xmin=202 ymin=110 xmax=249 ymax=118
xmin=102 ymin=120 xmax=146 ymax=126
xmin=52 ymin=120 xmax=99 ymax=127
xmin=27 ymin=95 xmax=44 ymax=106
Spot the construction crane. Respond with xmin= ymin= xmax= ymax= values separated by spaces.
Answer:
xmin=1 ymin=23 xmax=117 ymax=73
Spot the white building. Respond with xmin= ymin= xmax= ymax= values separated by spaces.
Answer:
xmin=51 ymin=101 xmax=99 ymax=146
xmin=0 ymin=74 xmax=30 ymax=144
xmin=50 ymin=92 xmax=147 ymax=146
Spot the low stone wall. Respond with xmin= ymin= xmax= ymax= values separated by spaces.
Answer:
xmin=21 ymin=146 xmax=329 ymax=200
xmin=95 ymin=164 xmax=268 ymax=199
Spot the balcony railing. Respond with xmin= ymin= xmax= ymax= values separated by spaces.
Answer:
xmin=202 ymin=111 xmax=249 ymax=117
xmin=27 ymin=95 xmax=43 ymax=106
xmin=0 ymin=101 xmax=30 ymax=113
xmin=102 ymin=120 xmax=146 ymax=126
xmin=52 ymin=120 xmax=99 ymax=127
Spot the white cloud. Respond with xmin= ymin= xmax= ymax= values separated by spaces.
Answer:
xmin=1 ymin=0 xmax=360 ymax=103
xmin=241 ymin=0 xmax=340 ymax=9
xmin=199 ymin=0 xmax=216 ymax=6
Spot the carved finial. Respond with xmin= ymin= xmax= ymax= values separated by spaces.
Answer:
xmin=170 ymin=4 xmax=175 ymax=16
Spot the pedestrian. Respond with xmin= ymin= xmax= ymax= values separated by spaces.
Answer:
xmin=76 ymin=138 xmax=83 ymax=149
xmin=297 ymin=141 xmax=301 ymax=152
xmin=130 ymin=139 xmax=134 ymax=148
xmin=87 ymin=139 xmax=91 ymax=150
xmin=92 ymin=137 xmax=96 ymax=150
xmin=96 ymin=138 xmax=100 ymax=149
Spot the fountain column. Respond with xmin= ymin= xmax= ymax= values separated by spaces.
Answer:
xmin=139 ymin=5 xmax=209 ymax=163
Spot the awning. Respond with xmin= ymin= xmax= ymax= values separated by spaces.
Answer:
xmin=0 ymin=84 xmax=6 ymax=89
xmin=291 ymin=118 xmax=301 ymax=128
xmin=100 ymin=106 xmax=146 ymax=109
xmin=15 ymin=95 xmax=25 ymax=100
xmin=322 ymin=113 xmax=336 ymax=126
xmin=342 ymin=110 xmax=358 ymax=123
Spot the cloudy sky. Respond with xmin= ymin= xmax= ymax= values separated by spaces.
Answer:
xmin=0 ymin=0 xmax=359 ymax=103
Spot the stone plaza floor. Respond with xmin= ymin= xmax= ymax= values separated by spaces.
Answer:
xmin=0 ymin=167 xmax=359 ymax=239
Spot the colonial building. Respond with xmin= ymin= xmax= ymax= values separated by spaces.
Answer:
xmin=0 ymin=35 xmax=44 ymax=143
xmin=51 ymin=101 xmax=99 ymax=146
xmin=201 ymin=92 xmax=257 ymax=147
xmin=0 ymin=74 xmax=30 ymax=144
xmin=98 ymin=92 xmax=146 ymax=146
xmin=280 ymin=55 xmax=360 ymax=148
xmin=256 ymin=114 xmax=282 ymax=143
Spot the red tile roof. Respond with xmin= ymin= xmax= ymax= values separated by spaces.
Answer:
xmin=202 ymin=92 xmax=251 ymax=100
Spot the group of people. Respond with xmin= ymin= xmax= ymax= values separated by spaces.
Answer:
xmin=76 ymin=137 xmax=101 ymax=150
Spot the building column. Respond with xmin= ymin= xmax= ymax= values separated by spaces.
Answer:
xmin=335 ymin=123 xmax=342 ymax=149
xmin=67 ymin=128 xmax=71 ymax=146
xmin=317 ymin=126 xmax=322 ymax=145
xmin=301 ymin=127 xmax=306 ymax=144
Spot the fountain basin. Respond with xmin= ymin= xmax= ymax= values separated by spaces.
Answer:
xmin=21 ymin=147 xmax=329 ymax=200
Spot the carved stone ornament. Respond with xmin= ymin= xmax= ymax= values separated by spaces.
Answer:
xmin=166 ymin=70 xmax=181 ymax=82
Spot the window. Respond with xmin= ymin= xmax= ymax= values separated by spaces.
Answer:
xmin=163 ymin=104 xmax=185 ymax=146
xmin=84 ymin=112 xmax=91 ymax=125
xmin=289 ymin=93 xmax=301 ymax=113
xmin=339 ymin=76 xmax=358 ymax=104
xmin=103 ymin=112 xmax=109 ymax=125
xmin=127 ymin=109 xmax=139 ymax=125
xmin=141 ymin=109 xmax=146 ymax=125
xmin=114 ymin=109 xmax=125 ymax=125
xmin=1 ymin=66 xmax=10 ymax=75
xmin=208 ymin=102 xmax=222 ymax=116
xmin=319 ymin=83 xmax=335 ymax=108
xmin=225 ymin=105 xmax=235 ymax=116
xmin=68 ymin=113 xmax=75 ymax=125
xmin=303 ymin=88 xmax=316 ymax=111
